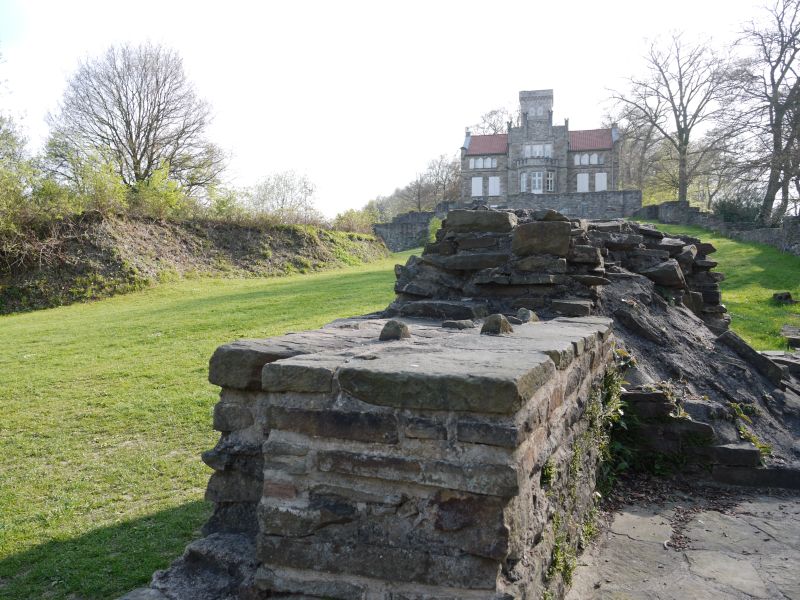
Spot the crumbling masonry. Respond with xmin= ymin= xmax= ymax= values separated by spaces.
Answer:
xmin=123 ymin=209 xmax=800 ymax=600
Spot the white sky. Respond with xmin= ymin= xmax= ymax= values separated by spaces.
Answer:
xmin=0 ymin=0 xmax=766 ymax=217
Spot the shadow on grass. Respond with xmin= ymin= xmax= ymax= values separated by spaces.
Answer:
xmin=0 ymin=500 xmax=210 ymax=600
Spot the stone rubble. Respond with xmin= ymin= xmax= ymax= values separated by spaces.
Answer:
xmin=122 ymin=209 xmax=800 ymax=600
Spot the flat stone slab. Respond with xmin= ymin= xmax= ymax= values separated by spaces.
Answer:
xmin=567 ymin=493 xmax=800 ymax=600
xmin=210 ymin=315 xmax=612 ymax=417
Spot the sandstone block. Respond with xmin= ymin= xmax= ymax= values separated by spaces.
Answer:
xmin=257 ymin=535 xmax=500 ymax=589
xmin=316 ymin=450 xmax=519 ymax=497
xmin=403 ymin=415 xmax=447 ymax=440
xmin=268 ymin=406 xmax=399 ymax=444
xmin=551 ymin=299 xmax=592 ymax=317
xmin=456 ymin=418 xmax=522 ymax=448
xmin=640 ymin=259 xmax=686 ymax=288
xmin=255 ymin=567 xmax=366 ymax=599
xmin=446 ymin=209 xmax=517 ymax=233
xmin=398 ymin=299 xmax=488 ymax=320
xmin=567 ymin=245 xmax=602 ymax=265
xmin=513 ymin=255 xmax=567 ymax=273
xmin=337 ymin=347 xmax=554 ymax=414
xmin=512 ymin=221 xmax=572 ymax=257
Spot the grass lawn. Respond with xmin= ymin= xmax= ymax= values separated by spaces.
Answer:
xmin=0 ymin=250 xmax=415 ymax=600
xmin=639 ymin=222 xmax=800 ymax=350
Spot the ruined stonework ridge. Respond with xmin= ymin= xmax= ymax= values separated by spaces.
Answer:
xmin=126 ymin=315 xmax=615 ymax=599
xmin=124 ymin=209 xmax=800 ymax=600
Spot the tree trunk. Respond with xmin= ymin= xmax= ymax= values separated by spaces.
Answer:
xmin=678 ymin=146 xmax=689 ymax=203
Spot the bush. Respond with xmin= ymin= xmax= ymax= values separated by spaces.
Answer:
xmin=712 ymin=185 xmax=762 ymax=223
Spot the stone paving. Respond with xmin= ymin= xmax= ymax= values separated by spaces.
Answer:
xmin=567 ymin=492 xmax=800 ymax=600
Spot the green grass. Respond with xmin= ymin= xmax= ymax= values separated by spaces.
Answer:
xmin=0 ymin=249 xmax=415 ymax=600
xmin=639 ymin=222 xmax=800 ymax=350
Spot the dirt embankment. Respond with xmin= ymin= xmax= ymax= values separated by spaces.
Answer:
xmin=0 ymin=213 xmax=389 ymax=314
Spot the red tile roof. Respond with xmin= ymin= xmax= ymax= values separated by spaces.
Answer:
xmin=465 ymin=134 xmax=508 ymax=155
xmin=569 ymin=128 xmax=613 ymax=151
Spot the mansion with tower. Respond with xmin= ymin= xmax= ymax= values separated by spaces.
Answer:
xmin=460 ymin=89 xmax=622 ymax=205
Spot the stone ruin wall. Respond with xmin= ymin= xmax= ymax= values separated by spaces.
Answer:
xmin=156 ymin=316 xmax=614 ymax=599
xmin=503 ymin=190 xmax=642 ymax=220
xmin=389 ymin=208 xmax=729 ymax=336
xmin=123 ymin=208 xmax=800 ymax=600
xmin=637 ymin=201 xmax=800 ymax=257
xmin=373 ymin=211 xmax=436 ymax=252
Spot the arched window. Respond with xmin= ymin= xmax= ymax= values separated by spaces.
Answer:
xmin=476 ymin=157 xmax=483 ymax=169
xmin=493 ymin=157 xmax=498 ymax=168
xmin=573 ymin=154 xmax=580 ymax=166
xmin=590 ymin=153 xmax=598 ymax=165
xmin=581 ymin=153 xmax=589 ymax=165
xmin=469 ymin=158 xmax=475 ymax=169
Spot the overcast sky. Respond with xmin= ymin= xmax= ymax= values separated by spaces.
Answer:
xmin=0 ymin=0 xmax=768 ymax=216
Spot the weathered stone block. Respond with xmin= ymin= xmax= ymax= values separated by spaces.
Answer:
xmin=446 ymin=209 xmax=517 ymax=233
xmin=640 ymin=259 xmax=686 ymax=288
xmin=268 ymin=406 xmax=399 ymax=444
xmin=255 ymin=567 xmax=366 ymax=600
xmin=397 ymin=299 xmax=488 ymax=320
xmin=209 ymin=340 xmax=299 ymax=390
xmin=456 ymin=418 xmax=522 ymax=448
xmin=513 ymin=255 xmax=567 ymax=273
xmin=551 ymin=299 xmax=592 ymax=317
xmin=568 ymin=245 xmax=602 ymax=265
xmin=262 ymin=356 xmax=339 ymax=393
xmin=511 ymin=221 xmax=571 ymax=257
xmin=337 ymin=348 xmax=555 ymax=414
xmin=213 ymin=402 xmax=254 ymax=432
xmin=316 ymin=450 xmax=519 ymax=497
xmin=257 ymin=536 xmax=500 ymax=589
xmin=404 ymin=415 xmax=447 ymax=440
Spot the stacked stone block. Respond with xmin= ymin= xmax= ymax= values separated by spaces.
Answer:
xmin=133 ymin=314 xmax=615 ymax=599
xmin=388 ymin=210 xmax=729 ymax=334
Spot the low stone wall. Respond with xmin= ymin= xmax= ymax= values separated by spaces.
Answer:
xmin=635 ymin=201 xmax=800 ymax=257
xmin=373 ymin=212 xmax=435 ymax=252
xmin=502 ymin=190 xmax=642 ymax=219
xmin=131 ymin=315 xmax=615 ymax=599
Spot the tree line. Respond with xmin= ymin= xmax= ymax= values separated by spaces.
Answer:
xmin=612 ymin=0 xmax=800 ymax=224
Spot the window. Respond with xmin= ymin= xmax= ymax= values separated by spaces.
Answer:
xmin=531 ymin=172 xmax=543 ymax=194
xmin=469 ymin=158 xmax=475 ymax=169
xmin=590 ymin=153 xmax=598 ymax=165
xmin=471 ymin=177 xmax=483 ymax=197
xmin=573 ymin=154 xmax=580 ymax=166
xmin=520 ymin=172 xmax=528 ymax=193
xmin=492 ymin=157 xmax=498 ymax=168
xmin=577 ymin=173 xmax=589 ymax=193
xmin=537 ymin=106 xmax=544 ymax=116
xmin=546 ymin=171 xmax=555 ymax=192
xmin=488 ymin=176 xmax=500 ymax=196
xmin=599 ymin=154 xmax=605 ymax=164
xmin=524 ymin=144 xmax=552 ymax=159
xmin=581 ymin=153 xmax=589 ymax=165
xmin=475 ymin=157 xmax=483 ymax=169
xmin=595 ymin=172 xmax=608 ymax=192
xmin=471 ymin=156 xmax=497 ymax=168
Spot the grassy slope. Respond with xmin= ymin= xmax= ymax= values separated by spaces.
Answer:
xmin=642 ymin=222 xmax=800 ymax=349
xmin=0 ymin=250 xmax=414 ymax=600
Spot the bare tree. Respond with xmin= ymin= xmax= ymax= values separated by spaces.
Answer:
xmin=738 ymin=0 xmax=800 ymax=223
xmin=425 ymin=154 xmax=460 ymax=204
xmin=471 ymin=108 xmax=514 ymax=135
xmin=47 ymin=43 xmax=225 ymax=196
xmin=612 ymin=35 xmax=734 ymax=203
